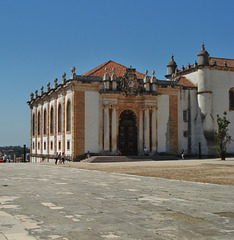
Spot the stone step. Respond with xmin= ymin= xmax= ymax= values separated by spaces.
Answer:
xmin=82 ymin=155 xmax=180 ymax=163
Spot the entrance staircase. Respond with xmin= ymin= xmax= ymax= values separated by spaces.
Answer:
xmin=82 ymin=155 xmax=180 ymax=163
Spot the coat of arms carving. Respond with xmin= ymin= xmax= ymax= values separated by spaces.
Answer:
xmin=120 ymin=67 xmax=144 ymax=96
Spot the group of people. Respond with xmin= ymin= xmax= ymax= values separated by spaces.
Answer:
xmin=54 ymin=152 xmax=65 ymax=164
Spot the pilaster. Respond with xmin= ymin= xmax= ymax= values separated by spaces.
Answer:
xmin=144 ymin=107 xmax=150 ymax=151
xmin=73 ymin=91 xmax=85 ymax=158
xmin=62 ymin=93 xmax=66 ymax=154
xmin=111 ymin=106 xmax=117 ymax=153
xmin=72 ymin=91 xmax=75 ymax=158
xmin=169 ymin=95 xmax=178 ymax=154
xmin=138 ymin=108 xmax=143 ymax=154
xmin=151 ymin=107 xmax=157 ymax=154
xmin=104 ymin=106 xmax=110 ymax=152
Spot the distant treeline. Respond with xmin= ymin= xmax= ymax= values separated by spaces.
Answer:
xmin=0 ymin=146 xmax=30 ymax=157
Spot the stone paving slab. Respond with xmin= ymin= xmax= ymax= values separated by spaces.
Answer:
xmin=0 ymin=163 xmax=234 ymax=240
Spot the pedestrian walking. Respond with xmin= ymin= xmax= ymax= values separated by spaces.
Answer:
xmin=58 ymin=152 xmax=62 ymax=164
xmin=61 ymin=152 xmax=65 ymax=164
xmin=55 ymin=152 xmax=59 ymax=164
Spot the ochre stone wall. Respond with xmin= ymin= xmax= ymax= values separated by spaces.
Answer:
xmin=73 ymin=91 xmax=85 ymax=157
xmin=169 ymin=95 xmax=178 ymax=154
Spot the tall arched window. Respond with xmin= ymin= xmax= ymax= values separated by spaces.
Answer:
xmin=32 ymin=113 xmax=35 ymax=136
xmin=58 ymin=104 xmax=62 ymax=133
xmin=66 ymin=100 xmax=71 ymax=132
xmin=50 ymin=106 xmax=54 ymax=134
xmin=38 ymin=111 xmax=41 ymax=135
xmin=229 ymin=88 xmax=234 ymax=110
xmin=44 ymin=109 xmax=47 ymax=135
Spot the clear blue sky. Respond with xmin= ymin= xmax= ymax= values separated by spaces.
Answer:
xmin=0 ymin=0 xmax=233 ymax=147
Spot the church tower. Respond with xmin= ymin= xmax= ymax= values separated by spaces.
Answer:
xmin=167 ymin=55 xmax=177 ymax=76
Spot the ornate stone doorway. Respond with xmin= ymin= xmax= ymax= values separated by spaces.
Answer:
xmin=118 ymin=110 xmax=137 ymax=155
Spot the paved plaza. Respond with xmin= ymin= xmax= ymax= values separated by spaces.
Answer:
xmin=0 ymin=162 xmax=234 ymax=240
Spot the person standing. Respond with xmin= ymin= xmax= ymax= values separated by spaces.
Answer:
xmin=144 ymin=146 xmax=148 ymax=156
xmin=181 ymin=149 xmax=185 ymax=160
xmin=55 ymin=152 xmax=59 ymax=164
xmin=61 ymin=152 xmax=65 ymax=164
xmin=58 ymin=152 xmax=62 ymax=164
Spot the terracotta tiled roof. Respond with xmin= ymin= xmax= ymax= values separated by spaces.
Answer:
xmin=82 ymin=60 xmax=145 ymax=79
xmin=209 ymin=57 xmax=234 ymax=68
xmin=177 ymin=76 xmax=196 ymax=87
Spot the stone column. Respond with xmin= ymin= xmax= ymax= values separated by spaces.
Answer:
xmin=104 ymin=106 xmax=110 ymax=152
xmin=138 ymin=108 xmax=143 ymax=155
xmin=144 ymin=107 xmax=150 ymax=151
xmin=111 ymin=106 xmax=117 ymax=153
xmin=71 ymin=91 xmax=75 ymax=160
xmin=151 ymin=107 xmax=157 ymax=154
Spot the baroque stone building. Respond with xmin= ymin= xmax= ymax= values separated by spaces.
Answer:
xmin=27 ymin=44 xmax=234 ymax=162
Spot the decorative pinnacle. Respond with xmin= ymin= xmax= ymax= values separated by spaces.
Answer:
xmin=62 ymin=72 xmax=66 ymax=79
xmin=152 ymin=70 xmax=155 ymax=76
xmin=71 ymin=66 xmax=76 ymax=73
xmin=30 ymin=92 xmax=34 ymax=101
xmin=145 ymin=69 xmax=148 ymax=75
xmin=171 ymin=54 xmax=174 ymax=61
xmin=47 ymin=82 xmax=50 ymax=92
xmin=111 ymin=68 xmax=116 ymax=81
xmin=54 ymin=78 xmax=58 ymax=88
xmin=40 ymin=86 xmax=44 ymax=95
xmin=201 ymin=42 xmax=205 ymax=50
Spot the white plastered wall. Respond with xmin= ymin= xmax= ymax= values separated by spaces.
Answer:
xmin=177 ymin=88 xmax=199 ymax=155
xmin=85 ymin=91 xmax=99 ymax=153
xmin=177 ymin=89 xmax=188 ymax=153
xmin=183 ymin=68 xmax=234 ymax=154
xmin=211 ymin=70 xmax=234 ymax=153
xmin=157 ymin=95 xmax=169 ymax=152
xmin=184 ymin=71 xmax=199 ymax=86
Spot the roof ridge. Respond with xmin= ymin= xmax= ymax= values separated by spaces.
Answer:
xmin=210 ymin=57 xmax=234 ymax=61
xmin=82 ymin=60 xmax=112 ymax=76
xmin=82 ymin=60 xmax=145 ymax=78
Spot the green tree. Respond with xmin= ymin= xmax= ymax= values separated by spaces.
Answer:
xmin=215 ymin=112 xmax=232 ymax=160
